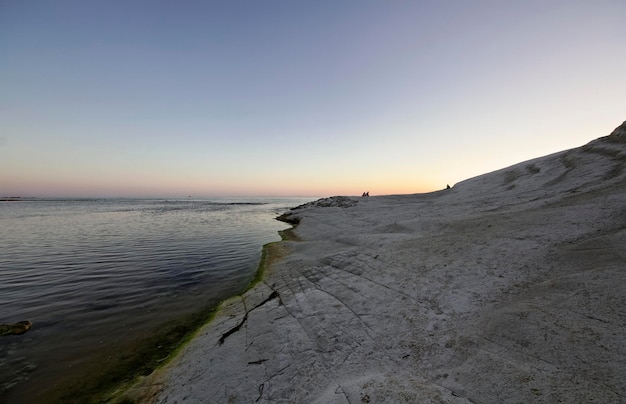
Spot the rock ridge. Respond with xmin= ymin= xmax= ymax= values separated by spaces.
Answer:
xmin=141 ymin=122 xmax=626 ymax=403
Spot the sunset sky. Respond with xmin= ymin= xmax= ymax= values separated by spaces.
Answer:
xmin=1 ymin=1 xmax=625 ymax=198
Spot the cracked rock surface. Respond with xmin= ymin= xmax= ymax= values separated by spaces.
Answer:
xmin=148 ymin=123 xmax=626 ymax=403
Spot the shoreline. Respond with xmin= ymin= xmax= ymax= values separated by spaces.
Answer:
xmin=19 ymin=226 xmax=298 ymax=403
xmin=113 ymin=219 xmax=302 ymax=403
xmin=133 ymin=123 xmax=625 ymax=403
xmin=0 ymin=198 xmax=308 ymax=403
xmin=47 ymin=298 xmax=221 ymax=402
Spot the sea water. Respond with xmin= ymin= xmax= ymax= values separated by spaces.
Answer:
xmin=0 ymin=197 xmax=311 ymax=402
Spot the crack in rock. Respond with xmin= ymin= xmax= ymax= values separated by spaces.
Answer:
xmin=218 ymin=291 xmax=280 ymax=345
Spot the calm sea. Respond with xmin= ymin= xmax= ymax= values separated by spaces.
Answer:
xmin=0 ymin=197 xmax=311 ymax=403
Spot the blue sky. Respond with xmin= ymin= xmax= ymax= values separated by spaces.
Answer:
xmin=1 ymin=1 xmax=625 ymax=197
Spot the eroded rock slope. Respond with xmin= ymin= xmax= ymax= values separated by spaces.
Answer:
xmin=150 ymin=122 xmax=626 ymax=403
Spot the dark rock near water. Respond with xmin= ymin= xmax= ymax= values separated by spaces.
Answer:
xmin=0 ymin=321 xmax=32 ymax=336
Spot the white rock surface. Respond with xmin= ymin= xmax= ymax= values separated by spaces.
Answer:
xmin=148 ymin=122 xmax=626 ymax=403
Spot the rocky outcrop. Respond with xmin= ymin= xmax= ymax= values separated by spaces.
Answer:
xmin=142 ymin=122 xmax=626 ymax=403
xmin=608 ymin=120 xmax=626 ymax=139
xmin=0 ymin=321 xmax=32 ymax=336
